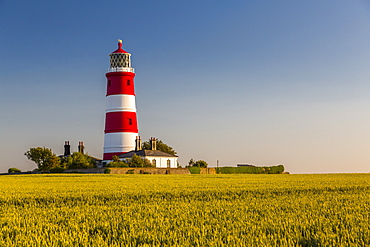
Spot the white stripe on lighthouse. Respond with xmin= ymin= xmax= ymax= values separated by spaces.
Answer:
xmin=104 ymin=132 xmax=138 ymax=153
xmin=106 ymin=95 xmax=136 ymax=113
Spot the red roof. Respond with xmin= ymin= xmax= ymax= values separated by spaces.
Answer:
xmin=112 ymin=42 xmax=128 ymax=54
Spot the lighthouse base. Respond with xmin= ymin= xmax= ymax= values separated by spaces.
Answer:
xmin=103 ymin=152 xmax=127 ymax=160
xmin=103 ymin=132 xmax=138 ymax=160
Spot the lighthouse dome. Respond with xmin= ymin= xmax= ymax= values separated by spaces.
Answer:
xmin=112 ymin=40 xmax=128 ymax=54
xmin=108 ymin=40 xmax=134 ymax=73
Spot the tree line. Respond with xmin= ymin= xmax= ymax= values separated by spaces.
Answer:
xmin=20 ymin=138 xmax=181 ymax=172
xmin=24 ymin=147 xmax=96 ymax=172
xmin=105 ymin=155 xmax=155 ymax=168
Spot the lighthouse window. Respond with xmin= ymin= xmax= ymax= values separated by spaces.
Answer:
xmin=127 ymin=80 xmax=131 ymax=85
xmin=108 ymin=80 xmax=111 ymax=86
xmin=128 ymin=118 xmax=132 ymax=125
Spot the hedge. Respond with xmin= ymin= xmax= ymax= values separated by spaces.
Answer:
xmin=216 ymin=165 xmax=284 ymax=174
xmin=188 ymin=167 xmax=201 ymax=174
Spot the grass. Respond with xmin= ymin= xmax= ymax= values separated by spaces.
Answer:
xmin=0 ymin=174 xmax=369 ymax=246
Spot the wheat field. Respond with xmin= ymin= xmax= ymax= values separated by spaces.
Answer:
xmin=0 ymin=174 xmax=369 ymax=246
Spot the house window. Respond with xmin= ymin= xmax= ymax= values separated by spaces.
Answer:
xmin=127 ymin=80 xmax=131 ymax=85
xmin=152 ymin=159 xmax=156 ymax=166
xmin=167 ymin=159 xmax=171 ymax=168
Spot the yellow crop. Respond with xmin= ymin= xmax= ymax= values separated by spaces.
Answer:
xmin=0 ymin=174 xmax=369 ymax=246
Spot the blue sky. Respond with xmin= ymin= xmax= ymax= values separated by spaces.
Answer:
xmin=1 ymin=0 xmax=370 ymax=173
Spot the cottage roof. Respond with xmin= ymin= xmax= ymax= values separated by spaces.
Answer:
xmin=118 ymin=150 xmax=178 ymax=159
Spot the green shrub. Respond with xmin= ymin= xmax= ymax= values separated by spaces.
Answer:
xmin=106 ymin=156 xmax=129 ymax=167
xmin=64 ymin=152 xmax=95 ymax=169
xmin=49 ymin=167 xmax=65 ymax=173
xmin=188 ymin=167 xmax=201 ymax=174
xmin=8 ymin=167 xmax=21 ymax=173
xmin=104 ymin=168 xmax=111 ymax=174
xmin=127 ymin=155 xmax=153 ymax=168
xmin=268 ymin=165 xmax=285 ymax=174
xmin=106 ymin=161 xmax=129 ymax=167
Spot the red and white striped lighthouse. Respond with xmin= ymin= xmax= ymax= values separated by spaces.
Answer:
xmin=103 ymin=40 xmax=138 ymax=160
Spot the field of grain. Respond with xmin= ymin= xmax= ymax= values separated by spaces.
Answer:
xmin=0 ymin=174 xmax=369 ymax=246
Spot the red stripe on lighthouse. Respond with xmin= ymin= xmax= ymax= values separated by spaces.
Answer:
xmin=105 ymin=111 xmax=138 ymax=133
xmin=103 ymin=152 xmax=126 ymax=160
xmin=106 ymin=72 xmax=135 ymax=96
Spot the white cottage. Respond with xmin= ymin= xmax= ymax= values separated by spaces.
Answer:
xmin=118 ymin=137 xmax=178 ymax=168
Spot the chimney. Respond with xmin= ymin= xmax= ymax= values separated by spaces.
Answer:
xmin=135 ymin=136 xmax=142 ymax=151
xmin=64 ymin=141 xmax=71 ymax=156
xmin=150 ymin=137 xmax=156 ymax=150
xmin=78 ymin=141 xmax=85 ymax=154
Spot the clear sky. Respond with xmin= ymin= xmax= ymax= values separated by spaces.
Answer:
xmin=1 ymin=0 xmax=370 ymax=173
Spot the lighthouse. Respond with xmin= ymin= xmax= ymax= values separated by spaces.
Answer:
xmin=103 ymin=40 xmax=138 ymax=160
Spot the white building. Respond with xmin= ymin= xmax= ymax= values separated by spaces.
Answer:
xmin=118 ymin=137 xmax=178 ymax=168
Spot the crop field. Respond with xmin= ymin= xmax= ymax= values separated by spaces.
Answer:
xmin=0 ymin=174 xmax=369 ymax=246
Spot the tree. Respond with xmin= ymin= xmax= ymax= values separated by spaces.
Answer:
xmin=128 ymin=154 xmax=154 ymax=167
xmin=187 ymin=159 xmax=208 ymax=168
xmin=142 ymin=139 xmax=177 ymax=155
xmin=143 ymin=158 xmax=154 ymax=168
xmin=106 ymin=155 xmax=129 ymax=167
xmin=8 ymin=167 xmax=21 ymax=173
xmin=65 ymin=152 xmax=95 ymax=169
xmin=188 ymin=158 xmax=195 ymax=167
xmin=24 ymin=147 xmax=60 ymax=171
xmin=129 ymin=154 xmax=143 ymax=167
xmin=193 ymin=160 xmax=208 ymax=168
